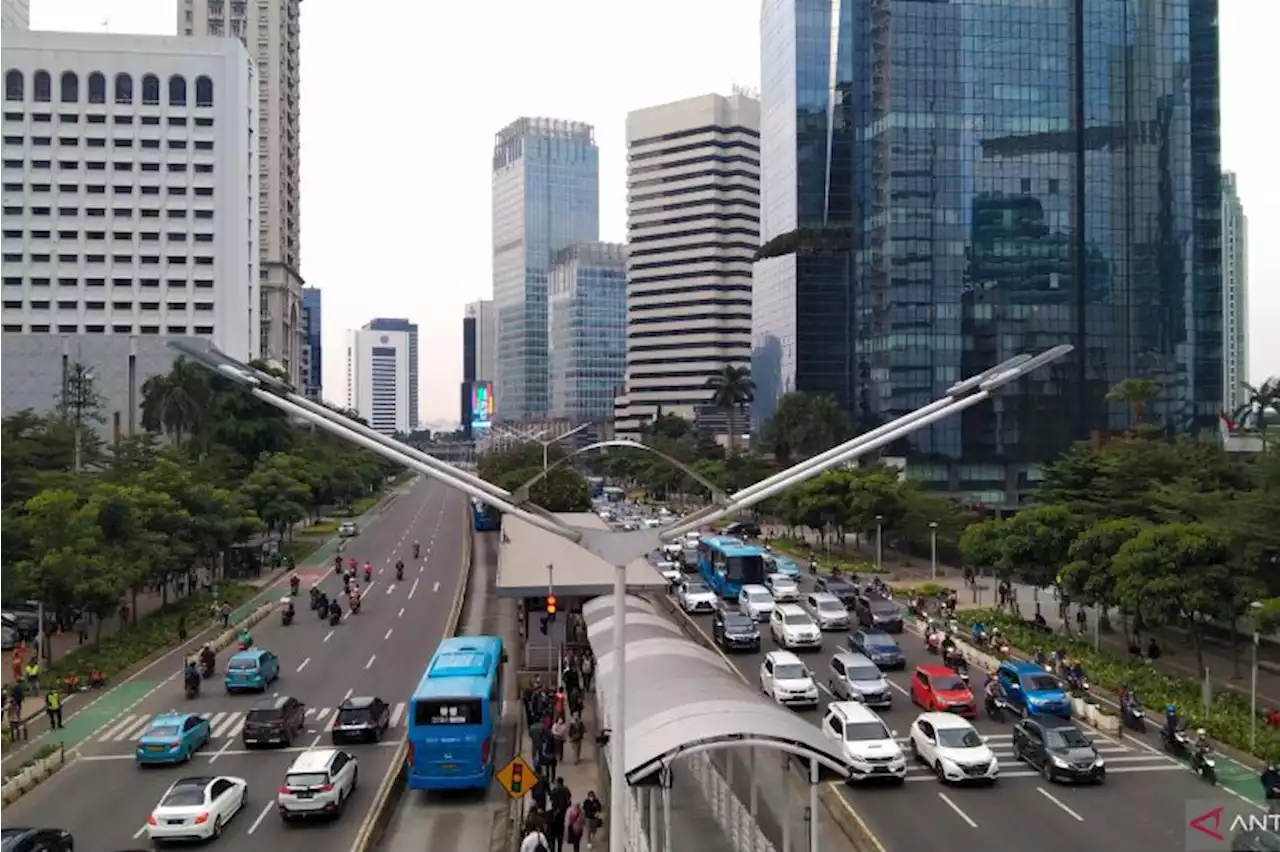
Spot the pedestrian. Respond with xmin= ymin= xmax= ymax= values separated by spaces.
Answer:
xmin=44 ymin=687 xmax=63 ymax=729
xmin=567 ymin=687 xmax=584 ymax=719
xmin=7 ymin=698 xmax=24 ymax=741
xmin=551 ymin=714 xmax=569 ymax=761
xmin=564 ymin=663 xmax=580 ymax=696
xmin=219 ymin=602 xmax=231 ymax=628
xmin=177 ymin=614 xmax=187 ymax=643
xmin=9 ymin=681 xmax=25 ymax=717
xmin=581 ymin=655 xmax=594 ymax=692
xmin=582 ymin=791 xmax=602 ymax=849
xmin=519 ymin=825 xmax=550 ymax=852
xmin=1076 ymin=607 xmax=1087 ymax=634
xmin=11 ymin=646 xmax=23 ymax=683
xmin=531 ymin=776 xmax=550 ymax=813
xmin=546 ymin=801 xmax=566 ymax=852
xmin=550 ymin=777 xmax=572 ymax=812
xmin=569 ymin=713 xmax=585 ymax=764
xmin=537 ymin=731 xmax=558 ymax=781
xmin=566 ymin=800 xmax=586 ymax=852
xmin=74 ymin=614 xmax=88 ymax=645
xmin=24 ymin=659 xmax=40 ymax=694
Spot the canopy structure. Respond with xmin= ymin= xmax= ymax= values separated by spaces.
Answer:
xmin=495 ymin=514 xmax=667 ymax=598
xmin=582 ymin=595 xmax=851 ymax=786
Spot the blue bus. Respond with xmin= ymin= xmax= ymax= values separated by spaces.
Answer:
xmin=697 ymin=536 xmax=768 ymax=599
xmin=585 ymin=476 xmax=605 ymax=499
xmin=406 ymin=635 xmax=505 ymax=791
xmin=472 ymin=498 xmax=500 ymax=532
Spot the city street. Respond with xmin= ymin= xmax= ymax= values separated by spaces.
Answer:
xmin=668 ymin=567 xmax=1262 ymax=852
xmin=4 ymin=476 xmax=469 ymax=852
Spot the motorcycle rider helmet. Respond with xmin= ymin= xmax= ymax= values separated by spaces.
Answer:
xmin=1196 ymin=728 xmax=1207 ymax=737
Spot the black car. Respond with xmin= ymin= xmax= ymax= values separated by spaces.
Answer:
xmin=723 ymin=521 xmax=762 ymax=539
xmin=241 ymin=695 xmax=306 ymax=747
xmin=1234 ymin=829 xmax=1280 ymax=851
xmin=1011 ymin=715 xmax=1106 ymax=784
xmin=331 ymin=696 xmax=391 ymax=743
xmin=712 ymin=607 xmax=760 ymax=652
xmin=854 ymin=594 xmax=903 ymax=633
xmin=815 ymin=576 xmax=858 ymax=608
xmin=0 ymin=828 xmax=74 ymax=852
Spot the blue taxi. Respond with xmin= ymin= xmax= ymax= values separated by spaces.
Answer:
xmin=135 ymin=711 xmax=211 ymax=765
xmin=224 ymin=647 xmax=281 ymax=693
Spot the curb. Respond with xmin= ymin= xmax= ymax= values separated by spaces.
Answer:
xmin=0 ymin=744 xmax=79 ymax=806
xmin=348 ymin=492 xmax=473 ymax=852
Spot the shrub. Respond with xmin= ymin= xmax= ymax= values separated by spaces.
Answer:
xmin=2 ymin=742 xmax=61 ymax=779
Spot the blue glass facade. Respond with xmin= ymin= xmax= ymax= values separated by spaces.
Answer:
xmin=301 ymin=287 xmax=322 ymax=400
xmin=492 ymin=119 xmax=600 ymax=421
xmin=754 ymin=0 xmax=1222 ymax=502
xmin=548 ymin=242 xmax=627 ymax=423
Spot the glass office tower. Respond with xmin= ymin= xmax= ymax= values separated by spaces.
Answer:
xmin=548 ymin=242 xmax=627 ymax=423
xmin=754 ymin=0 xmax=1222 ymax=504
xmin=492 ymin=118 xmax=600 ymax=421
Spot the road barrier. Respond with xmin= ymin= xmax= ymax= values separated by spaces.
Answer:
xmin=348 ymin=493 xmax=473 ymax=852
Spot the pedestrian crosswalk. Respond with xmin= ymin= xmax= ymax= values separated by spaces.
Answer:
xmin=893 ymin=732 xmax=1175 ymax=781
xmin=96 ymin=702 xmax=410 ymax=744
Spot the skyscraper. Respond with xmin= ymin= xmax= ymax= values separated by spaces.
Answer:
xmin=345 ymin=325 xmax=411 ymax=436
xmin=491 ymin=118 xmax=599 ymax=422
xmin=365 ymin=318 xmax=418 ymax=430
xmin=613 ymin=94 xmax=760 ymax=439
xmin=549 ymin=242 xmax=627 ymax=423
xmin=179 ymin=0 xmax=303 ymax=385
xmin=2 ymin=0 xmax=29 ymax=30
xmin=754 ymin=0 xmax=1222 ymax=504
xmin=301 ymin=287 xmax=322 ymax=400
xmin=461 ymin=299 xmax=495 ymax=434
xmin=1222 ymin=172 xmax=1248 ymax=415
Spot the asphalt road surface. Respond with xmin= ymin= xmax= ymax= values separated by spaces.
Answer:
xmin=670 ymin=565 xmax=1262 ymax=852
xmin=5 ymin=477 xmax=469 ymax=852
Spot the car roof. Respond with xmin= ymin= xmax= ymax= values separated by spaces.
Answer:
xmin=824 ymin=575 xmax=853 ymax=586
xmin=720 ymin=608 xmax=752 ymax=620
xmin=250 ymin=695 xmax=293 ymax=710
xmin=833 ymin=650 xmax=876 ymax=668
xmin=919 ymin=711 xmax=974 ymax=730
xmin=740 ymin=584 xmax=769 ymax=593
xmin=341 ymin=696 xmax=377 ymax=709
xmin=150 ymin=711 xmax=195 ymax=725
xmin=766 ymin=649 xmax=803 ymax=665
xmin=287 ymin=748 xmax=341 ymax=773
xmin=860 ymin=628 xmax=895 ymax=639
xmin=829 ymin=701 xmax=882 ymax=724
xmin=775 ymin=603 xmax=807 ymax=615
xmin=766 ymin=572 xmax=794 ymax=582
xmin=809 ymin=591 xmax=841 ymax=602
xmin=1027 ymin=713 xmax=1079 ymax=730
xmin=917 ymin=664 xmax=957 ymax=677
xmin=171 ymin=775 xmax=217 ymax=790
xmin=230 ymin=648 xmax=268 ymax=662
xmin=1005 ymin=661 xmax=1043 ymax=674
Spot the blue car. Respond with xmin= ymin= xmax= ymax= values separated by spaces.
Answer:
xmin=225 ymin=647 xmax=281 ymax=693
xmin=767 ymin=555 xmax=802 ymax=579
xmin=997 ymin=660 xmax=1072 ymax=718
xmin=850 ymin=629 xmax=906 ymax=670
xmin=135 ymin=712 xmax=211 ymax=765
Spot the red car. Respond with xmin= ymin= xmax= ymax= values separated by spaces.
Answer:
xmin=911 ymin=664 xmax=977 ymax=718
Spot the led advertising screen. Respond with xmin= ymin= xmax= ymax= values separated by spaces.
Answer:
xmin=471 ymin=381 xmax=494 ymax=432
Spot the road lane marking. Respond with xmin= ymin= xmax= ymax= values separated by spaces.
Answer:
xmin=1036 ymin=786 xmax=1084 ymax=821
xmin=122 ymin=716 xmax=153 ymax=740
xmin=212 ymin=713 xmax=242 ymax=738
xmin=887 ymin=679 xmax=910 ymax=697
xmin=408 ymin=578 xmax=419 ymax=600
xmin=937 ymin=792 xmax=978 ymax=827
xmin=365 ymin=654 xmax=377 ymax=670
xmin=208 ymin=735 xmax=236 ymax=762
xmin=296 ymin=657 xmax=310 ymax=673
xmin=419 ymin=564 xmax=425 ymax=573
xmin=384 ymin=627 xmax=394 ymax=640
xmin=398 ymin=607 xmax=405 ymax=619
xmin=432 ymin=581 xmax=440 ymax=593
xmin=133 ymin=824 xmax=148 ymax=839
xmin=308 ymin=733 xmax=323 ymax=749
xmin=386 ymin=583 xmax=395 ymax=595
xmin=247 ymin=801 xmax=274 ymax=834
xmin=322 ymin=629 xmax=334 ymax=643
xmin=343 ymin=688 xmax=353 ymax=701
xmin=100 ymin=714 xmax=141 ymax=742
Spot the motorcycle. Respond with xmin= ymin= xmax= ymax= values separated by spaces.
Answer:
xmin=350 ymin=596 xmax=362 ymax=615
xmin=924 ymin=629 xmax=943 ymax=654
xmin=396 ymin=565 xmax=404 ymax=581
xmin=1191 ymin=748 xmax=1217 ymax=784
xmin=281 ymin=608 xmax=295 ymax=626
xmin=329 ymin=609 xmax=341 ymax=627
xmin=985 ymin=690 xmax=1011 ymax=722
xmin=1065 ymin=670 xmax=1090 ymax=694
xmin=199 ymin=656 xmax=215 ymax=679
xmin=289 ymin=576 xmax=300 ymax=596
xmin=971 ymin=628 xmax=988 ymax=647
xmin=317 ymin=598 xmax=330 ymax=620
xmin=1123 ymin=697 xmax=1147 ymax=733
xmin=1161 ymin=726 xmax=1191 ymax=757
xmin=184 ymin=676 xmax=200 ymax=699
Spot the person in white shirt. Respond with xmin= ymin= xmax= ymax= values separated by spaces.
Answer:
xmin=520 ymin=827 xmax=549 ymax=852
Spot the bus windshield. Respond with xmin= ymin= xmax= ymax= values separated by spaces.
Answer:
xmin=727 ymin=555 xmax=765 ymax=583
xmin=413 ymin=699 xmax=483 ymax=726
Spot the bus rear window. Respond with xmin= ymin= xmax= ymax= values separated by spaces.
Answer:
xmin=413 ymin=699 xmax=483 ymax=726
xmin=727 ymin=555 xmax=764 ymax=583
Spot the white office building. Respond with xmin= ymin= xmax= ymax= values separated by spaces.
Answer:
xmin=2 ymin=0 xmax=28 ymax=31
xmin=1 ymin=30 xmax=257 ymax=429
xmin=613 ymin=93 xmax=760 ymax=438
xmin=345 ymin=325 xmax=411 ymax=436
xmin=180 ymin=0 xmax=303 ymax=385
xmin=1222 ymin=171 xmax=1249 ymax=415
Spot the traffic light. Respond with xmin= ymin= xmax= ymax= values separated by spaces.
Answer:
xmin=546 ymin=594 xmax=558 ymax=616
xmin=510 ymin=760 xmax=525 ymax=795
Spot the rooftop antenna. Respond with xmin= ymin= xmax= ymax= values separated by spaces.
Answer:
xmin=101 ymin=17 xmax=110 ymax=32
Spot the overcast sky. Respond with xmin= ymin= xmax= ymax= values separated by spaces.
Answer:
xmin=33 ymin=0 xmax=1278 ymax=424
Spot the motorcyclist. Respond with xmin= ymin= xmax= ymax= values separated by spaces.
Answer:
xmin=1068 ymin=658 xmax=1086 ymax=686
xmin=199 ymin=644 xmax=215 ymax=676
xmin=940 ymin=632 xmax=957 ymax=658
xmin=183 ymin=659 xmax=199 ymax=687
xmin=1261 ymin=761 xmax=1280 ymax=798
xmin=349 ymin=585 xmax=362 ymax=611
xmin=237 ymin=627 xmax=252 ymax=649
xmin=413 ymin=540 xmax=420 ymax=559
xmin=395 ymin=559 xmax=405 ymax=581
xmin=328 ymin=598 xmax=342 ymax=621
xmin=971 ymin=620 xmax=987 ymax=645
xmin=363 ymin=561 xmax=373 ymax=582
xmin=289 ymin=574 xmax=300 ymax=594
xmin=334 ymin=554 xmax=343 ymax=574
xmin=283 ymin=599 xmax=296 ymax=622
xmin=1164 ymin=703 xmax=1181 ymax=738
xmin=316 ymin=591 xmax=329 ymax=614
xmin=309 ymin=586 xmax=321 ymax=609
xmin=1194 ymin=728 xmax=1211 ymax=752
xmin=342 ymin=573 xmax=351 ymax=594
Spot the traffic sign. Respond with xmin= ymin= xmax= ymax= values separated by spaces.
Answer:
xmin=495 ymin=755 xmax=538 ymax=799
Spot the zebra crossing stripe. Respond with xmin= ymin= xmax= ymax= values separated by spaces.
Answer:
xmin=211 ymin=714 xmax=241 ymax=739
xmin=100 ymin=715 xmax=140 ymax=743
xmin=93 ymin=702 xmax=412 ymax=743
xmin=122 ymin=717 xmax=154 ymax=741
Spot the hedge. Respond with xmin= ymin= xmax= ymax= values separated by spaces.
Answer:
xmin=959 ymin=608 xmax=1280 ymax=762
xmin=769 ymin=540 xmax=886 ymax=575
xmin=38 ymin=583 xmax=255 ymax=689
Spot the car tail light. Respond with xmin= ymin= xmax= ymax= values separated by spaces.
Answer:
xmin=278 ymin=786 xmax=291 ymax=795
xmin=193 ymin=812 xmax=209 ymax=824
xmin=147 ymin=815 xmax=157 ymax=826
xmin=314 ymin=783 xmax=334 ymax=792
xmin=481 ymin=737 xmax=492 ymax=765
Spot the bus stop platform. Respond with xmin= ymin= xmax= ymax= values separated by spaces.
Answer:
xmin=494 ymin=513 xmax=668 ymax=599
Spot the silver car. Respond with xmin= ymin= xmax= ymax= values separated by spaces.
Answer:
xmin=829 ymin=650 xmax=893 ymax=708
xmin=805 ymin=592 xmax=850 ymax=631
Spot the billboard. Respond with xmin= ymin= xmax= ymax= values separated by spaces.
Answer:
xmin=471 ymin=381 xmax=494 ymax=431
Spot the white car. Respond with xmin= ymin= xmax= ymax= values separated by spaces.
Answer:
xmin=823 ymin=701 xmax=906 ymax=782
xmin=655 ymin=560 xmax=682 ymax=585
xmin=770 ymin=604 xmax=822 ymax=650
xmin=277 ymin=748 xmax=360 ymax=820
xmin=678 ymin=580 xmax=717 ymax=614
xmin=338 ymin=520 xmax=358 ymax=537
xmin=908 ymin=712 xmax=999 ymax=784
xmin=759 ymin=650 xmax=819 ymax=708
xmin=146 ymin=775 xmax=249 ymax=842
xmin=764 ymin=573 xmax=800 ymax=603
xmin=738 ymin=584 xmax=776 ymax=622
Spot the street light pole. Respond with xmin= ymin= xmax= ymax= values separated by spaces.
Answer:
xmin=929 ymin=522 xmax=938 ymax=581
xmin=1252 ymin=629 xmax=1259 ymax=753
xmin=875 ymin=515 xmax=883 ymax=572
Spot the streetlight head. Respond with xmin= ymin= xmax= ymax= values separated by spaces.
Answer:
xmin=946 ymin=354 xmax=1032 ymax=397
xmin=979 ymin=344 xmax=1074 ymax=393
xmin=929 ymin=521 xmax=939 ymax=529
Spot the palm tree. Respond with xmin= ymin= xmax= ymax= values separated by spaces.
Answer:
xmin=1105 ymin=378 xmax=1161 ymax=427
xmin=705 ymin=366 xmax=755 ymax=453
xmin=1233 ymin=378 xmax=1280 ymax=434
xmin=140 ymin=357 xmax=213 ymax=447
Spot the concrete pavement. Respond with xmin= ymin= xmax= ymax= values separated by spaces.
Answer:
xmin=2 ymin=476 xmax=470 ymax=852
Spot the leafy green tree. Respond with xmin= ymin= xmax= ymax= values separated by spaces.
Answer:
xmin=478 ymin=444 xmax=590 ymax=513
xmin=9 ymin=489 xmax=103 ymax=614
xmin=241 ymin=453 xmax=314 ymax=537
xmin=1059 ymin=518 xmax=1146 ymax=630
xmin=958 ymin=518 xmax=1012 ymax=578
xmin=760 ymin=392 xmax=850 ymax=464
xmin=998 ymin=505 xmax=1086 ymax=588
xmin=1105 ymin=377 xmax=1161 ymax=427
xmin=140 ymin=356 xmax=215 ymax=448
xmin=705 ymin=366 xmax=755 ymax=454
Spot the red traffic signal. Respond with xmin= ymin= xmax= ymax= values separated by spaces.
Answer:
xmin=546 ymin=594 xmax=558 ymax=615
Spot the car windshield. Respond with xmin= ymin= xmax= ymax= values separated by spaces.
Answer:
xmin=746 ymin=591 xmax=772 ymax=603
xmin=818 ymin=600 xmax=844 ymax=612
xmin=145 ymin=725 xmax=181 ymax=737
xmin=228 ymin=658 xmax=257 ymax=670
xmin=1045 ymin=727 xmax=1092 ymax=749
xmin=784 ymin=613 xmax=814 ymax=626
xmin=686 ymin=584 xmax=709 ymax=595
xmin=870 ymin=601 xmax=898 ymax=614
xmin=1025 ymin=674 xmax=1062 ymax=691
xmin=247 ymin=708 xmax=282 ymax=722
xmin=826 ymin=579 xmax=852 ymax=590
xmin=936 ymin=728 xmax=984 ymax=749
xmin=932 ymin=676 xmax=967 ymax=691
xmin=285 ymin=772 xmax=329 ymax=788
xmin=848 ymin=666 xmax=881 ymax=682
xmin=845 ymin=721 xmax=891 ymax=742
xmin=771 ymin=577 xmax=795 ymax=588
xmin=723 ymin=615 xmax=754 ymax=630
xmin=774 ymin=663 xmax=807 ymax=680
xmin=866 ymin=633 xmax=896 ymax=648
xmin=339 ymin=707 xmax=373 ymax=724
xmin=161 ymin=788 xmax=207 ymax=807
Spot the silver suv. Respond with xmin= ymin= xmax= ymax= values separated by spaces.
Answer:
xmin=277 ymin=748 xmax=359 ymax=821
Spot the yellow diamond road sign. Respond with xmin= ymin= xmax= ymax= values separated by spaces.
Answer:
xmin=496 ymin=755 xmax=538 ymax=799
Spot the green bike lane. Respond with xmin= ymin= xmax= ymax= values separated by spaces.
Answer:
xmin=1 ymin=479 xmax=414 ymax=767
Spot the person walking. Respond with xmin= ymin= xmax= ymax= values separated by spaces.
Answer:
xmin=24 ymin=659 xmax=40 ymax=695
xmin=519 ymin=825 xmax=549 ymax=852
xmin=582 ymin=791 xmax=602 ymax=849
xmin=44 ymin=687 xmax=63 ymax=729
xmin=569 ymin=713 xmax=585 ymax=764
xmin=566 ymin=800 xmax=586 ymax=852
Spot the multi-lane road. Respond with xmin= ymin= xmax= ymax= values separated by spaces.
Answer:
xmin=669 ymin=567 xmax=1264 ymax=852
xmin=4 ymin=476 xmax=468 ymax=852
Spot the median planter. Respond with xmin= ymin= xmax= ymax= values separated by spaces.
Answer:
xmin=195 ymin=602 xmax=277 ymax=661
xmin=1092 ymin=707 xmax=1121 ymax=736
xmin=1 ymin=746 xmax=77 ymax=805
xmin=1070 ymin=697 xmax=1088 ymax=718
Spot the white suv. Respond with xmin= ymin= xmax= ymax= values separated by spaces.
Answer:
xmin=823 ymin=701 xmax=906 ymax=783
xmin=277 ymin=748 xmax=360 ymax=820
xmin=759 ymin=650 xmax=819 ymax=708
xmin=738 ymin=584 xmax=775 ymax=621
xmin=770 ymin=604 xmax=822 ymax=650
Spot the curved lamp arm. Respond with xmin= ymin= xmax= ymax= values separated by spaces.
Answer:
xmin=512 ymin=439 xmax=730 ymax=507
